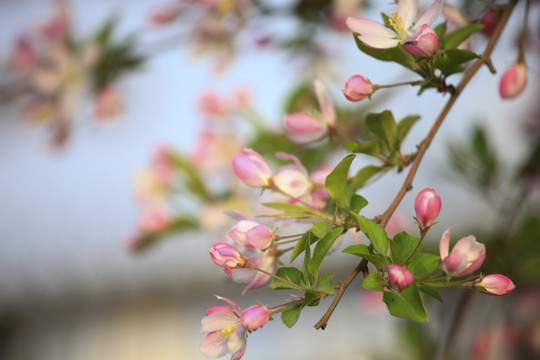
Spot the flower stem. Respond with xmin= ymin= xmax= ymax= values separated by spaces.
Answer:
xmin=247 ymin=264 xmax=306 ymax=292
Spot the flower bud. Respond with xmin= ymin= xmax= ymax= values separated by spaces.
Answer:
xmin=404 ymin=24 xmax=439 ymax=57
xmin=440 ymin=228 xmax=486 ymax=276
xmin=499 ymin=61 xmax=527 ymax=99
xmin=232 ymin=148 xmax=272 ymax=187
xmin=283 ymin=113 xmax=326 ymax=143
xmin=387 ymin=264 xmax=413 ymax=290
xmin=228 ymin=220 xmax=274 ymax=249
xmin=342 ymin=75 xmax=373 ymax=102
xmin=414 ymin=188 xmax=441 ymax=230
xmin=474 ymin=274 xmax=516 ymax=296
xmin=241 ymin=305 xmax=271 ymax=330
xmin=209 ymin=242 xmax=247 ymax=276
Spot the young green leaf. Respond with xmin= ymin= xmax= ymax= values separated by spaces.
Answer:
xmin=312 ymin=222 xmax=331 ymax=238
xmin=407 ymin=254 xmax=440 ymax=276
xmin=351 ymin=165 xmax=383 ymax=190
xmin=383 ymin=284 xmax=428 ymax=322
xmin=365 ymin=111 xmax=398 ymax=152
xmin=268 ymin=267 xmax=304 ymax=291
xmin=396 ymin=115 xmax=421 ymax=148
xmin=262 ymin=202 xmax=310 ymax=213
xmin=326 ymin=155 xmax=356 ymax=206
xmin=342 ymin=244 xmax=386 ymax=270
xmin=442 ymin=23 xmax=484 ymax=50
xmin=344 ymin=140 xmax=380 ymax=157
xmin=393 ymin=232 xmax=422 ymax=263
xmin=435 ymin=49 xmax=480 ymax=76
xmin=308 ymin=228 xmax=345 ymax=278
xmin=419 ymin=286 xmax=443 ymax=303
xmin=290 ymin=233 xmax=310 ymax=262
xmin=350 ymin=194 xmax=369 ymax=213
xmin=281 ymin=304 xmax=303 ymax=328
xmin=362 ymin=272 xmax=384 ymax=291
xmin=315 ymin=273 xmax=336 ymax=295
xmin=350 ymin=214 xmax=390 ymax=256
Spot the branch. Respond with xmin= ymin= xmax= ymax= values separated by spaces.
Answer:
xmin=314 ymin=0 xmax=519 ymax=330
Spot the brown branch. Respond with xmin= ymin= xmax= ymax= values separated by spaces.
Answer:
xmin=314 ymin=0 xmax=519 ymax=330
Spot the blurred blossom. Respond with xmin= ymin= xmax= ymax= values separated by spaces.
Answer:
xmin=10 ymin=37 xmax=36 ymax=73
xmin=232 ymin=85 xmax=252 ymax=109
xmin=94 ymin=85 xmax=122 ymax=118
xmin=499 ymin=61 xmax=528 ymax=99
xmin=479 ymin=9 xmax=500 ymax=36
xmin=138 ymin=205 xmax=171 ymax=234
xmin=198 ymin=89 xmax=229 ymax=117
xmin=273 ymin=152 xmax=311 ymax=200
xmin=190 ymin=131 xmax=240 ymax=171
xmin=232 ymin=248 xmax=278 ymax=294
xmin=442 ymin=3 xmax=469 ymax=27
xmin=385 ymin=211 xmax=409 ymax=238
xmin=232 ymin=148 xmax=272 ymax=188
xmin=470 ymin=325 xmax=518 ymax=360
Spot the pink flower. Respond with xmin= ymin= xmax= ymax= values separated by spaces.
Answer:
xmin=474 ymin=274 xmax=516 ymax=296
xmin=190 ymin=131 xmax=239 ymax=170
xmin=346 ymin=0 xmax=443 ymax=49
xmin=404 ymin=24 xmax=439 ymax=57
xmin=94 ymin=85 xmax=121 ymax=118
xmin=387 ymin=264 xmax=413 ymax=290
xmin=232 ymin=86 xmax=252 ymax=109
xmin=283 ymin=113 xmax=326 ymax=143
xmin=227 ymin=220 xmax=274 ymax=249
xmin=232 ymin=149 xmax=272 ymax=187
xmin=241 ymin=305 xmax=270 ymax=330
xmin=414 ymin=188 xmax=441 ymax=229
xmin=308 ymin=166 xmax=333 ymax=209
xmin=231 ymin=249 xmax=278 ymax=294
xmin=198 ymin=89 xmax=228 ymax=117
xmin=273 ymin=152 xmax=311 ymax=199
xmin=314 ymin=80 xmax=336 ymax=127
xmin=209 ymin=242 xmax=248 ymax=276
xmin=342 ymin=75 xmax=373 ymax=102
xmin=149 ymin=5 xmax=182 ymax=25
xmin=442 ymin=4 xmax=469 ymax=27
xmin=439 ymin=228 xmax=486 ymax=276
xmin=10 ymin=37 xmax=36 ymax=73
xmin=499 ymin=61 xmax=527 ymax=99
xmin=138 ymin=206 xmax=171 ymax=234
xmin=200 ymin=296 xmax=247 ymax=360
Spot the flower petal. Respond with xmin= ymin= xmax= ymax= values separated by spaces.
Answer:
xmin=215 ymin=295 xmax=242 ymax=313
xmin=346 ymin=17 xmax=399 ymax=48
xmin=200 ymin=332 xmax=229 ymax=358
xmin=439 ymin=227 xmax=451 ymax=259
xmin=201 ymin=311 xmax=239 ymax=333
xmin=414 ymin=0 xmax=443 ymax=30
xmin=314 ymin=79 xmax=336 ymax=126
xmin=227 ymin=325 xmax=247 ymax=354
xmin=398 ymin=0 xmax=417 ymax=30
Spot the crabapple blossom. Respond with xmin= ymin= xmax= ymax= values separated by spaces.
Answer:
xmin=231 ymin=248 xmax=278 ymax=295
xmin=200 ymin=296 xmax=247 ymax=360
xmin=439 ymin=228 xmax=486 ymax=276
xmin=346 ymin=0 xmax=443 ymax=49
xmin=241 ymin=305 xmax=271 ymax=330
xmin=227 ymin=220 xmax=274 ymax=249
xmin=210 ymin=242 xmax=248 ymax=276
xmin=283 ymin=113 xmax=326 ymax=143
xmin=272 ymin=152 xmax=312 ymax=199
xmin=94 ymin=85 xmax=121 ymax=118
xmin=474 ymin=274 xmax=516 ymax=296
xmin=138 ymin=205 xmax=171 ymax=234
xmin=387 ymin=264 xmax=414 ymax=290
xmin=414 ymin=188 xmax=441 ymax=230
xmin=499 ymin=61 xmax=527 ymax=99
xmin=403 ymin=24 xmax=439 ymax=57
xmin=342 ymin=75 xmax=373 ymax=102
xmin=232 ymin=149 xmax=272 ymax=187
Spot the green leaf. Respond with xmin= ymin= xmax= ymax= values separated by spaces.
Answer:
xmin=407 ymin=254 xmax=440 ymax=276
xmin=435 ymin=49 xmax=480 ymax=76
xmin=316 ymin=273 xmax=336 ymax=295
xmin=290 ymin=232 xmax=309 ymax=262
xmin=365 ymin=111 xmax=397 ymax=152
xmin=393 ymin=232 xmax=422 ymax=264
xmin=433 ymin=21 xmax=447 ymax=40
xmin=281 ymin=305 xmax=303 ymax=328
xmin=419 ymin=286 xmax=443 ymax=303
xmin=362 ymin=272 xmax=384 ymax=291
xmin=326 ymin=155 xmax=355 ymax=206
xmin=302 ymin=233 xmax=313 ymax=285
xmin=309 ymin=228 xmax=345 ymax=278
xmin=342 ymin=244 xmax=386 ymax=270
xmin=442 ymin=23 xmax=484 ymax=49
xmin=350 ymin=214 xmax=389 ymax=256
xmin=389 ymin=239 xmax=404 ymax=265
xmin=268 ymin=267 xmax=304 ymax=291
xmin=351 ymin=165 xmax=383 ymax=190
xmin=350 ymin=194 xmax=369 ymax=213
xmin=383 ymin=284 xmax=428 ymax=322
xmin=262 ymin=202 xmax=309 ymax=213
xmin=396 ymin=115 xmax=421 ymax=148
xmin=312 ymin=222 xmax=331 ymax=238
xmin=344 ymin=140 xmax=380 ymax=157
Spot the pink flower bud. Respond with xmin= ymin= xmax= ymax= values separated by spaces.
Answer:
xmin=241 ymin=305 xmax=271 ymax=330
xmin=227 ymin=220 xmax=274 ymax=249
xmin=414 ymin=188 xmax=442 ymax=229
xmin=499 ymin=62 xmax=527 ymax=99
xmin=342 ymin=75 xmax=373 ymax=102
xmin=283 ymin=113 xmax=326 ymax=143
xmin=479 ymin=10 xmax=500 ymax=35
xmin=440 ymin=228 xmax=486 ymax=276
xmin=404 ymin=24 xmax=439 ymax=57
xmin=474 ymin=274 xmax=516 ymax=296
xmin=209 ymin=242 xmax=247 ymax=276
xmin=387 ymin=264 xmax=413 ymax=290
xmin=232 ymin=148 xmax=272 ymax=187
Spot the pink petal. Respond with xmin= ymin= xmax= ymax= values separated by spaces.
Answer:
xmin=215 ymin=295 xmax=241 ymax=313
xmin=200 ymin=332 xmax=229 ymax=358
xmin=439 ymin=227 xmax=451 ymax=259
xmin=206 ymin=305 xmax=235 ymax=315
xmin=346 ymin=17 xmax=399 ymax=48
xmin=414 ymin=0 xmax=443 ymax=30
xmin=314 ymin=80 xmax=336 ymax=126
xmin=442 ymin=248 xmax=468 ymax=274
xmin=398 ymin=0 xmax=417 ymax=30
xmin=227 ymin=325 xmax=247 ymax=354
xmin=201 ymin=311 xmax=239 ymax=332
xmin=357 ymin=35 xmax=401 ymax=49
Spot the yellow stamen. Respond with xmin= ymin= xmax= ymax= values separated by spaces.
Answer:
xmin=219 ymin=324 xmax=237 ymax=339
xmin=388 ymin=12 xmax=407 ymax=40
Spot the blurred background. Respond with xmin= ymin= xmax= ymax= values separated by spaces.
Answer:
xmin=0 ymin=0 xmax=539 ymax=359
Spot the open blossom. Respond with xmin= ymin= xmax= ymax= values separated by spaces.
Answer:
xmin=210 ymin=242 xmax=248 ymax=276
xmin=440 ymin=228 xmax=486 ymax=276
xmin=346 ymin=0 xmax=443 ymax=49
xmin=272 ymin=152 xmax=312 ymax=200
xmin=232 ymin=149 xmax=272 ymax=187
xmin=474 ymin=274 xmax=516 ymax=296
xmin=403 ymin=24 xmax=439 ymax=57
xmin=387 ymin=264 xmax=414 ymax=290
xmin=499 ymin=61 xmax=527 ymax=99
xmin=200 ymin=296 xmax=247 ymax=360
xmin=414 ymin=188 xmax=441 ymax=229
xmin=227 ymin=220 xmax=274 ymax=249
xmin=342 ymin=75 xmax=373 ymax=102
